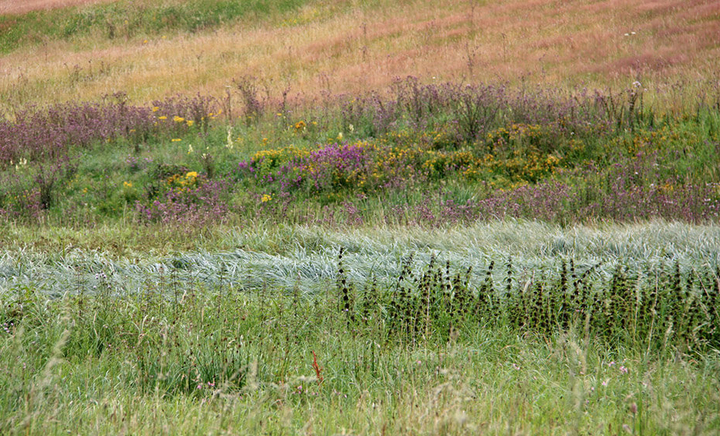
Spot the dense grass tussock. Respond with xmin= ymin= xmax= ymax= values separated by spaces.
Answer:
xmin=6 ymin=246 xmax=717 ymax=352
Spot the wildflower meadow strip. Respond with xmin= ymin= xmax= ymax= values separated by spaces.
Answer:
xmin=2 ymin=78 xmax=719 ymax=226
xmin=0 ymin=93 xmax=217 ymax=167
xmin=235 ymin=137 xmax=720 ymax=226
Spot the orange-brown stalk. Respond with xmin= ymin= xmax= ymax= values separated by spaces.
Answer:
xmin=311 ymin=350 xmax=324 ymax=385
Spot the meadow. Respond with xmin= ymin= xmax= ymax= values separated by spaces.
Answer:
xmin=1 ymin=0 xmax=720 ymax=434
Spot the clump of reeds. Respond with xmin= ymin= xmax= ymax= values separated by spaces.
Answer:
xmin=332 ymin=251 xmax=720 ymax=351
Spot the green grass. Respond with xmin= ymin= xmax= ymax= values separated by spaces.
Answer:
xmin=0 ymin=0 xmax=312 ymax=54
xmin=2 ymin=220 xmax=720 ymax=434
xmin=2 ymin=144 xmax=720 ymax=434
xmin=1 ymin=268 xmax=719 ymax=435
xmin=2 ymin=2 xmax=720 ymax=433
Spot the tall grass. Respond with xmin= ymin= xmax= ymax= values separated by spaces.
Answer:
xmin=2 ymin=0 xmax=719 ymax=112
xmin=2 ymin=219 xmax=718 ymax=306
xmin=1 ymin=234 xmax=719 ymax=434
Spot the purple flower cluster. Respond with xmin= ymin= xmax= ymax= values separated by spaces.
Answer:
xmin=407 ymin=167 xmax=720 ymax=226
xmin=0 ymin=93 xmax=217 ymax=167
xmin=1 ymin=98 xmax=145 ymax=164
xmin=134 ymin=178 xmax=229 ymax=226
xmin=239 ymin=140 xmax=431 ymax=200
xmin=283 ymin=142 xmax=375 ymax=193
xmin=241 ymin=142 xmax=376 ymax=195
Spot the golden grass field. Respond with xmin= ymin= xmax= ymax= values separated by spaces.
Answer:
xmin=1 ymin=0 xmax=719 ymax=112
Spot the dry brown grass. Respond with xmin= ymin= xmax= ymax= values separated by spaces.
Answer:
xmin=1 ymin=0 xmax=718 ymax=112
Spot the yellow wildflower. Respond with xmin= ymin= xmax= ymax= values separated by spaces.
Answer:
xmin=172 ymin=138 xmax=182 ymax=142
xmin=173 ymin=116 xmax=185 ymax=123
xmin=123 ymin=181 xmax=133 ymax=188
xmin=158 ymin=116 xmax=167 ymax=120
xmin=261 ymin=194 xmax=272 ymax=203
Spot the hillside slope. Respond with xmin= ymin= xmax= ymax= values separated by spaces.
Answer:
xmin=1 ymin=0 xmax=719 ymax=113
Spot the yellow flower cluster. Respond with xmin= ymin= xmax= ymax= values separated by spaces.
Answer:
xmin=614 ymin=125 xmax=682 ymax=156
xmin=251 ymin=146 xmax=310 ymax=171
xmin=152 ymin=112 xmax=196 ymax=129
xmin=166 ymin=171 xmax=200 ymax=189
xmin=486 ymin=123 xmax=544 ymax=146
xmin=423 ymin=150 xmax=476 ymax=179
